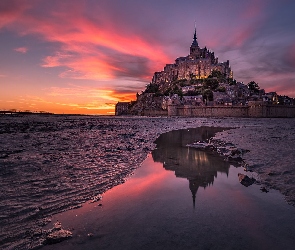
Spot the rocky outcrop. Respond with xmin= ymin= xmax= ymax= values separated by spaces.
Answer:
xmin=238 ymin=173 xmax=256 ymax=187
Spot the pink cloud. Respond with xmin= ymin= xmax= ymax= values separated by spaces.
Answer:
xmin=0 ymin=0 xmax=32 ymax=28
xmin=1 ymin=1 xmax=171 ymax=81
xmin=222 ymin=0 xmax=267 ymax=48
xmin=14 ymin=47 xmax=28 ymax=53
xmin=229 ymin=25 xmax=258 ymax=47
xmin=240 ymin=0 xmax=267 ymax=20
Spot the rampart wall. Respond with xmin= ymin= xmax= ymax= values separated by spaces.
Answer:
xmin=167 ymin=104 xmax=295 ymax=118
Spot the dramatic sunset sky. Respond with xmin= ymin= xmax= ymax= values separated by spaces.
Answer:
xmin=1 ymin=0 xmax=295 ymax=114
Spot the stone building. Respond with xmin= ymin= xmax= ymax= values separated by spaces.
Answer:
xmin=115 ymin=102 xmax=130 ymax=115
xmin=152 ymin=29 xmax=232 ymax=85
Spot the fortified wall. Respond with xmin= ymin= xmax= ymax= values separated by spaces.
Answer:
xmin=167 ymin=103 xmax=295 ymax=118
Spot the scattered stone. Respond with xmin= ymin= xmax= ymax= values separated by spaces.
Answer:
xmin=238 ymin=173 xmax=256 ymax=187
xmin=38 ymin=217 xmax=52 ymax=226
xmin=54 ymin=221 xmax=62 ymax=230
xmin=89 ymin=195 xmax=102 ymax=203
xmin=45 ymin=229 xmax=72 ymax=244
xmin=44 ymin=221 xmax=72 ymax=245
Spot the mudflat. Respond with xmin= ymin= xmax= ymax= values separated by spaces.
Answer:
xmin=1 ymin=115 xmax=295 ymax=249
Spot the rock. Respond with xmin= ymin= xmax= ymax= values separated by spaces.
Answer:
xmin=45 ymin=229 xmax=72 ymax=244
xmin=54 ymin=221 xmax=62 ymax=230
xmin=44 ymin=221 xmax=72 ymax=245
xmin=89 ymin=194 xmax=102 ymax=203
xmin=230 ymin=148 xmax=242 ymax=156
xmin=238 ymin=173 xmax=256 ymax=187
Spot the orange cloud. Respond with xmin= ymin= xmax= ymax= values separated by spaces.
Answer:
xmin=48 ymin=84 xmax=136 ymax=105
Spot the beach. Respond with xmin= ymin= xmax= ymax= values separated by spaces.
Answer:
xmin=1 ymin=115 xmax=295 ymax=249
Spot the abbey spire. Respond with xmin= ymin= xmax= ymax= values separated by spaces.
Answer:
xmin=190 ymin=27 xmax=200 ymax=57
xmin=192 ymin=27 xmax=198 ymax=47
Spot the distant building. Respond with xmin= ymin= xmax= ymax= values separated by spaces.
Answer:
xmin=115 ymin=102 xmax=130 ymax=115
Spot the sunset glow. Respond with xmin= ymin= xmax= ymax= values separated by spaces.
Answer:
xmin=1 ymin=0 xmax=295 ymax=114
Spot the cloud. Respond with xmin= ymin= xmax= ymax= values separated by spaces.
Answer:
xmin=0 ymin=1 xmax=171 ymax=82
xmin=285 ymin=43 xmax=295 ymax=68
xmin=48 ymin=83 xmax=136 ymax=103
xmin=0 ymin=0 xmax=32 ymax=29
xmin=14 ymin=47 xmax=28 ymax=53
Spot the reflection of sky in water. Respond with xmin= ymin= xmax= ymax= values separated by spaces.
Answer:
xmin=44 ymin=127 xmax=295 ymax=250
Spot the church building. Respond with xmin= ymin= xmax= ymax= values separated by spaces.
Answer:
xmin=152 ymin=28 xmax=232 ymax=84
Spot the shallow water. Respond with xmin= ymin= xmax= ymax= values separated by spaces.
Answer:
xmin=42 ymin=128 xmax=295 ymax=250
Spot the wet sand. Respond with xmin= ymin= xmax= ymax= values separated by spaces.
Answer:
xmin=1 ymin=116 xmax=295 ymax=249
xmin=42 ymin=128 xmax=295 ymax=250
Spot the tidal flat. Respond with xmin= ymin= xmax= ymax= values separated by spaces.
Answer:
xmin=0 ymin=115 xmax=295 ymax=249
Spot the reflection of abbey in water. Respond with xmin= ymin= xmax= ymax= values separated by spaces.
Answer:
xmin=152 ymin=127 xmax=230 ymax=207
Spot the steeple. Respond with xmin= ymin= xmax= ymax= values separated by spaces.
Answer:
xmin=190 ymin=25 xmax=199 ymax=57
xmin=192 ymin=26 xmax=198 ymax=47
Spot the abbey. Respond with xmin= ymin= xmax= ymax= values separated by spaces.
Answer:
xmin=115 ymin=29 xmax=295 ymax=118
xmin=152 ymin=28 xmax=232 ymax=85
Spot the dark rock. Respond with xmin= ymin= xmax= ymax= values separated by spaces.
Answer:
xmin=238 ymin=173 xmax=256 ymax=187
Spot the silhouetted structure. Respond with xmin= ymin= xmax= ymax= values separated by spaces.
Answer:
xmin=152 ymin=127 xmax=230 ymax=208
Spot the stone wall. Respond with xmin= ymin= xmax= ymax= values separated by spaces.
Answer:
xmin=168 ymin=104 xmax=295 ymax=118
xmin=265 ymin=105 xmax=295 ymax=118
xmin=176 ymin=106 xmax=248 ymax=117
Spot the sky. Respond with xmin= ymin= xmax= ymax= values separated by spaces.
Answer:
xmin=0 ymin=0 xmax=295 ymax=115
